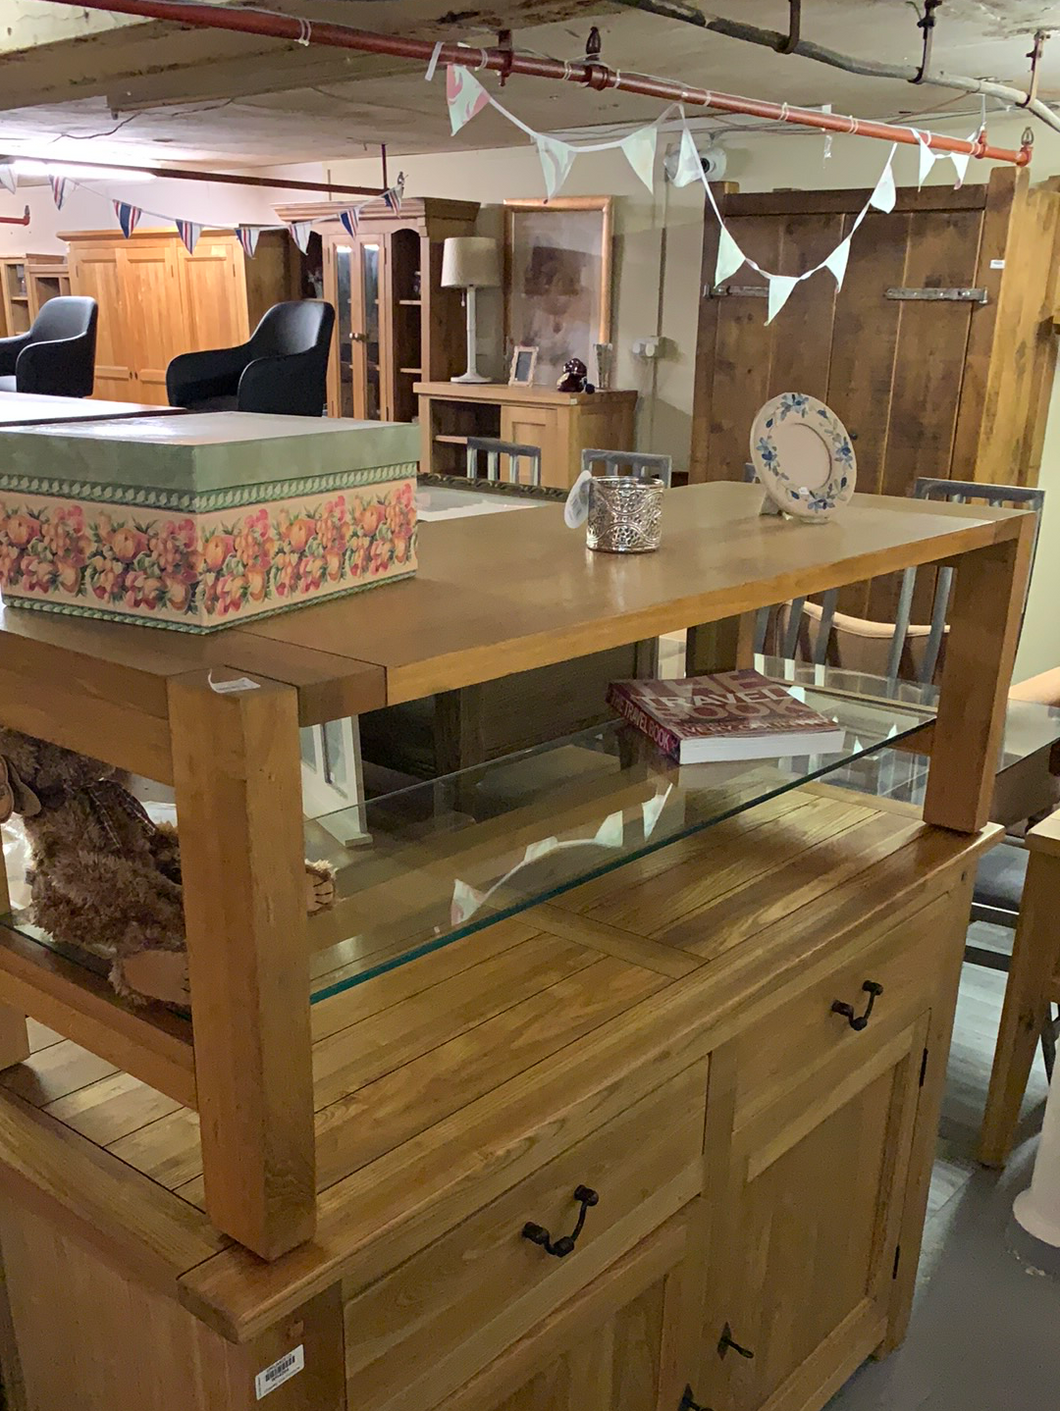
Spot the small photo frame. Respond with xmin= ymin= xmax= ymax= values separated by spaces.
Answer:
xmin=509 ymin=345 xmax=539 ymax=387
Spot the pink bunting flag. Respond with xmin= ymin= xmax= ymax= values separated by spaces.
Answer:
xmin=0 ymin=165 xmax=15 ymax=195
xmin=535 ymin=135 xmax=575 ymax=200
xmin=447 ymin=65 xmax=490 ymax=135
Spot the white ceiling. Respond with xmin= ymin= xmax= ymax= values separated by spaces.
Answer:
xmin=2 ymin=0 xmax=1060 ymax=167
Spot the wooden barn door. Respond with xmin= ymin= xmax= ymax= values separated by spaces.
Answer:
xmin=689 ymin=169 xmax=1056 ymax=619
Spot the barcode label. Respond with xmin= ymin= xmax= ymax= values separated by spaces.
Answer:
xmin=255 ymin=1345 xmax=304 ymax=1400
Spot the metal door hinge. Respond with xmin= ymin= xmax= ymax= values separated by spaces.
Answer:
xmin=920 ymin=1047 xmax=930 ymax=1087
xmin=885 ymin=286 xmax=989 ymax=305
xmin=709 ymin=284 xmax=769 ymax=299
xmin=892 ymin=1243 xmax=902 ymax=1279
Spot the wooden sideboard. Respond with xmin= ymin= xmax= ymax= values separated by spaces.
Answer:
xmin=63 ymin=228 xmax=301 ymax=404
xmin=416 ymin=381 xmax=638 ymax=489
xmin=0 ymin=484 xmax=1035 ymax=1411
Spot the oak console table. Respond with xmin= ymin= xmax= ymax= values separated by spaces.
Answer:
xmin=0 ymin=484 xmax=1034 ymax=1411
xmin=415 ymin=381 xmax=637 ymax=489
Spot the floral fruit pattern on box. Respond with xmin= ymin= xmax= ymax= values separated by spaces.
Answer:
xmin=0 ymin=478 xmax=417 ymax=630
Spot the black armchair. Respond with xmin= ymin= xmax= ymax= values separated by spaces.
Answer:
xmin=166 ymin=300 xmax=335 ymax=416
xmin=0 ymin=297 xmax=98 ymax=398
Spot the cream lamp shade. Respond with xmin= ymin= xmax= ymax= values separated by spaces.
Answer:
xmin=441 ymin=236 xmax=501 ymax=289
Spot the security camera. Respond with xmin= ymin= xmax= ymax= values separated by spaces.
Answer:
xmin=663 ymin=141 xmax=727 ymax=182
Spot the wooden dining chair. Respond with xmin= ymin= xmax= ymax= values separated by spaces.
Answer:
xmin=581 ymin=448 xmax=674 ymax=487
xmin=465 ymin=436 xmax=543 ymax=487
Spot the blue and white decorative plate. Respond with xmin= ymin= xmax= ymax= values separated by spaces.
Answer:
xmin=750 ymin=392 xmax=856 ymax=521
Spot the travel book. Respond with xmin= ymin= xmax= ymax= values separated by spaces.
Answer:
xmin=606 ymin=669 xmax=847 ymax=764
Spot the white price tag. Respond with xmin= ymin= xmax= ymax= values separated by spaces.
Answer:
xmin=564 ymin=469 xmax=593 ymax=529
xmin=255 ymin=1345 xmax=304 ymax=1400
xmin=208 ymin=674 xmax=261 ymax=695
xmin=990 ymin=259 xmax=1005 ymax=270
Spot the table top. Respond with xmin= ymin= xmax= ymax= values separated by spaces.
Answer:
xmin=0 ymin=481 xmax=1026 ymax=729
xmin=0 ymin=392 xmax=178 ymax=427
xmin=414 ymin=381 xmax=636 ymax=405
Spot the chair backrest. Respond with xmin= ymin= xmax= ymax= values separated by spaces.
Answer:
xmin=465 ymin=437 xmax=542 ymax=487
xmin=581 ymin=448 xmax=673 ymax=488
xmin=759 ymin=477 xmax=1046 ymax=687
xmin=247 ymin=301 xmax=334 ymax=356
xmin=29 ymin=297 xmax=97 ymax=343
xmin=885 ymin=478 xmax=1045 ymax=685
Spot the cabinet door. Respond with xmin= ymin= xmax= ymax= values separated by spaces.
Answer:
xmin=350 ymin=236 xmax=387 ymax=420
xmin=119 ymin=241 xmax=187 ymax=404
xmin=66 ymin=242 xmax=135 ymax=400
xmin=500 ymin=404 xmax=563 ymax=488
xmin=179 ymin=235 xmax=250 ymax=353
xmin=701 ymin=1014 xmax=929 ymax=1411
xmin=433 ymin=1212 xmax=701 ymax=1411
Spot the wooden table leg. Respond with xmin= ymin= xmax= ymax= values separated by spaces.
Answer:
xmin=925 ymin=522 xmax=1034 ymax=833
xmin=685 ymin=614 xmax=756 ymax=676
xmin=979 ymin=847 xmax=1060 ymax=1167
xmin=0 ymin=841 xmax=30 ymax=1072
xmin=168 ymin=671 xmax=315 ymax=1259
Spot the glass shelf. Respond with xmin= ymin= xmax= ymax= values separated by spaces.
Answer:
xmin=305 ymin=684 xmax=934 ymax=1004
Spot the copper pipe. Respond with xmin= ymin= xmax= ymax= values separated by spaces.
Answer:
xmin=0 ymin=154 xmax=382 ymax=197
xmin=31 ymin=0 xmax=1031 ymax=166
xmin=0 ymin=207 xmax=31 ymax=225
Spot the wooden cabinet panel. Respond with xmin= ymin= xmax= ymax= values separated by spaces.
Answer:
xmin=65 ymin=243 xmax=134 ymax=401
xmin=180 ymin=237 xmax=250 ymax=353
xmin=732 ymin=890 xmax=950 ymax=1128
xmin=427 ymin=1211 xmax=701 ymax=1411
xmin=500 ymin=404 xmax=562 ymax=487
xmin=701 ymin=1013 xmax=929 ymax=1411
xmin=120 ymin=242 xmax=186 ymax=404
xmin=343 ymin=1062 xmax=707 ymax=1411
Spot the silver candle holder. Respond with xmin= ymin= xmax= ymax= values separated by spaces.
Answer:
xmin=586 ymin=476 xmax=664 ymax=554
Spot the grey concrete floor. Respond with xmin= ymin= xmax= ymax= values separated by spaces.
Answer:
xmin=826 ymin=930 xmax=1060 ymax=1411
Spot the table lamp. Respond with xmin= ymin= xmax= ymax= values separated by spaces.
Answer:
xmin=441 ymin=236 xmax=501 ymax=383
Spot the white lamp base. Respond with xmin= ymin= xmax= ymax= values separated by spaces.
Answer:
xmin=449 ymin=284 xmax=492 ymax=384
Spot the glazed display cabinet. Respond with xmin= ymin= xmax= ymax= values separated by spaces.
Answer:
xmin=310 ymin=198 xmax=478 ymax=422
xmin=0 ymin=483 xmax=1033 ymax=1411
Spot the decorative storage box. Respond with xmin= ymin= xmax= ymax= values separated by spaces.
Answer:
xmin=0 ymin=412 xmax=419 ymax=631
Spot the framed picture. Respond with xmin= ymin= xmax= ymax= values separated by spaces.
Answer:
xmin=509 ymin=345 xmax=539 ymax=386
xmin=504 ymin=197 xmax=613 ymax=389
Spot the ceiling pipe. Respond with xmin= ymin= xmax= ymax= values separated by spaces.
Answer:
xmin=0 ymin=207 xmax=31 ymax=225
xmin=608 ymin=0 xmax=1060 ymax=138
xmin=0 ymin=155 xmax=383 ymax=197
xmin=31 ymin=0 xmax=1032 ymax=166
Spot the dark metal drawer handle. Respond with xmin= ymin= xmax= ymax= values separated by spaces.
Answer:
xmin=832 ymin=980 xmax=884 ymax=1031
xmin=679 ymin=1387 xmax=713 ymax=1411
xmin=718 ymin=1322 xmax=755 ymax=1360
xmin=522 ymin=1185 xmax=599 ymax=1258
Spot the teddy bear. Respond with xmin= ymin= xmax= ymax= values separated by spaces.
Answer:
xmin=0 ymin=727 xmax=334 ymax=1009
xmin=556 ymin=358 xmax=595 ymax=394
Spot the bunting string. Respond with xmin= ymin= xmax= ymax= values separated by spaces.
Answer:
xmin=442 ymin=64 xmax=975 ymax=323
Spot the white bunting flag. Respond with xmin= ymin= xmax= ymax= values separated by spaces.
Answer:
xmin=446 ymin=65 xmax=489 ymax=135
xmin=288 ymin=220 xmax=313 ymax=254
xmin=949 ymin=132 xmax=977 ymax=188
xmin=175 ymin=219 xmax=202 ymax=255
xmin=672 ymin=125 xmax=702 ymax=187
xmin=823 ymin=237 xmax=851 ymax=291
xmin=869 ymin=153 xmax=897 ymax=213
xmin=916 ymin=132 xmax=938 ymax=189
xmin=766 ymin=274 xmax=800 ymax=326
xmin=535 ymin=134 xmax=575 ymax=199
xmin=714 ymin=225 xmax=745 ymax=287
xmin=0 ymin=164 xmax=16 ymax=195
xmin=237 ymin=225 xmax=263 ymax=259
xmin=620 ymin=125 xmax=658 ymax=193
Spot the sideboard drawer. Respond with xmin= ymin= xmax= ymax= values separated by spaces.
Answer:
xmin=343 ymin=1059 xmax=708 ymax=1411
xmin=733 ymin=889 xmax=958 ymax=1128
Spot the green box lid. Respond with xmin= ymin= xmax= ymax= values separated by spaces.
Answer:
xmin=0 ymin=412 xmax=420 ymax=510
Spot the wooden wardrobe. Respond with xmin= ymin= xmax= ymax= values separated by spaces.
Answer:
xmin=64 ymin=228 xmax=301 ymax=404
xmin=691 ymin=167 xmax=1059 ymax=557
